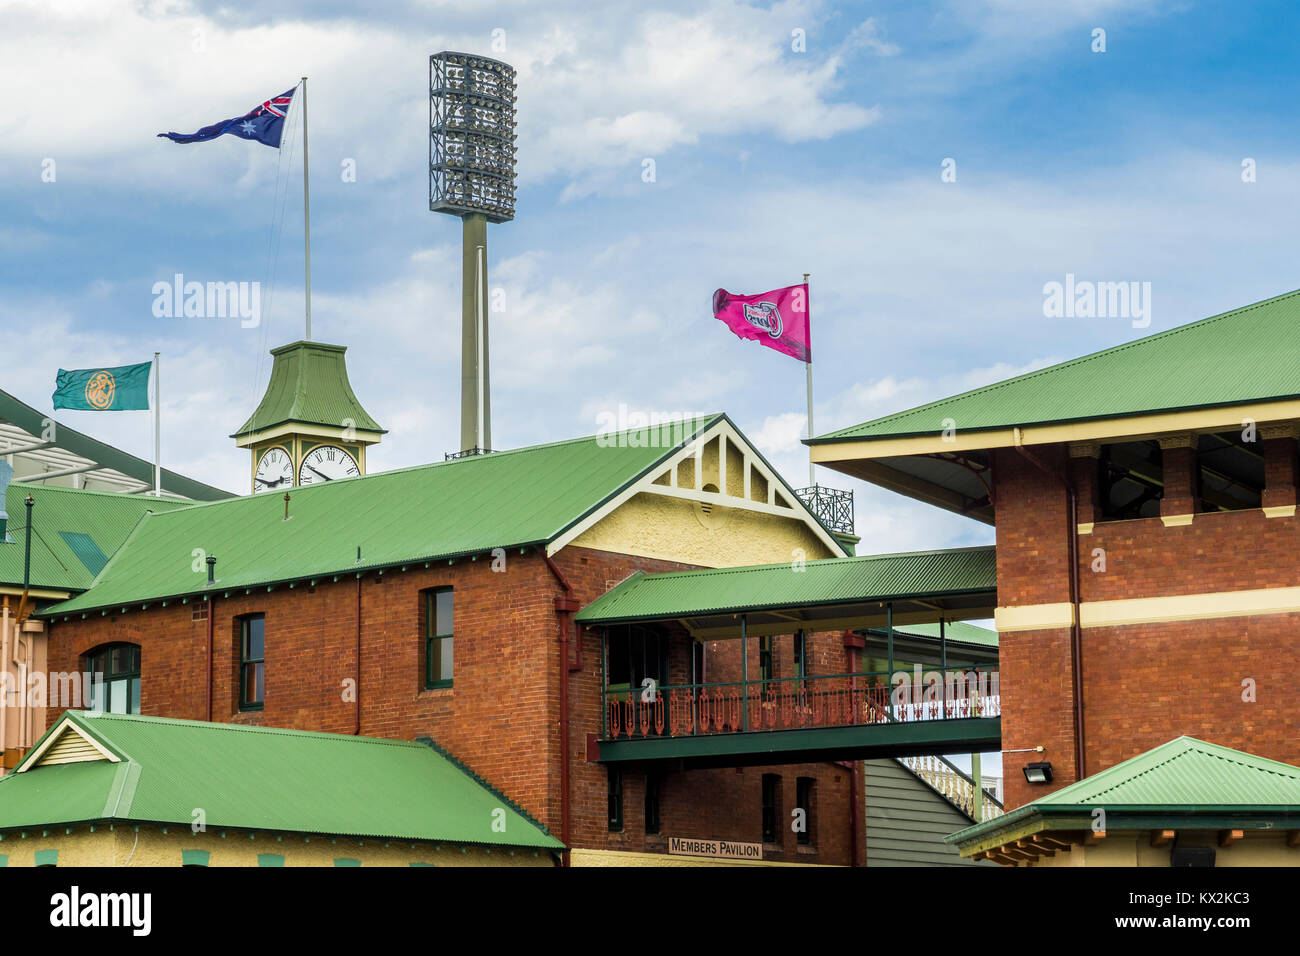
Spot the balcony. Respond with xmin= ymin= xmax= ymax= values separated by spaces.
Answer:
xmin=598 ymin=670 xmax=1000 ymax=768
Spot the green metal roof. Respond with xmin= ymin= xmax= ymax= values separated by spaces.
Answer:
xmin=1 ymin=484 xmax=192 ymax=592
xmin=232 ymin=341 xmax=384 ymax=438
xmin=45 ymin=417 xmax=723 ymax=615
xmin=872 ymin=621 xmax=998 ymax=647
xmin=0 ymin=711 xmax=562 ymax=849
xmin=811 ymin=288 xmax=1300 ymax=444
xmin=575 ymin=545 xmax=997 ymax=626
xmin=948 ymin=737 xmax=1300 ymax=850
xmin=0 ymin=387 xmax=233 ymax=501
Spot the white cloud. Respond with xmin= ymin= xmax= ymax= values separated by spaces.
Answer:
xmin=0 ymin=0 xmax=883 ymax=191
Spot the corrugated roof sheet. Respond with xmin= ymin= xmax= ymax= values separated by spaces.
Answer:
xmin=0 ymin=387 xmax=233 ymax=500
xmin=0 ymin=712 xmax=562 ymax=848
xmin=575 ymin=546 xmax=996 ymax=624
xmin=947 ymin=737 xmax=1300 ymax=848
xmin=1 ymin=485 xmax=192 ymax=591
xmin=812 ymin=289 xmax=1300 ymax=443
xmin=232 ymin=341 xmax=384 ymax=438
xmin=876 ymin=621 xmax=998 ymax=647
xmin=47 ymin=417 xmax=720 ymax=615
xmin=1034 ymin=736 xmax=1300 ymax=807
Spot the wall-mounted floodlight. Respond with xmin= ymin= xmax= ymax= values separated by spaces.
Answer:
xmin=1023 ymin=761 xmax=1054 ymax=785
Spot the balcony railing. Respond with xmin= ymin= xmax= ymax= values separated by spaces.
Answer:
xmin=603 ymin=670 xmax=999 ymax=740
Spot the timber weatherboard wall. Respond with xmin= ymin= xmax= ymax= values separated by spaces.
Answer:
xmin=864 ymin=758 xmax=992 ymax=867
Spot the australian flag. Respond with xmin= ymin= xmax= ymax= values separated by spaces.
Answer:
xmin=157 ymin=88 xmax=296 ymax=148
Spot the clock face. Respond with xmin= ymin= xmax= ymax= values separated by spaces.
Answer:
xmin=254 ymin=447 xmax=293 ymax=493
xmin=298 ymin=444 xmax=360 ymax=485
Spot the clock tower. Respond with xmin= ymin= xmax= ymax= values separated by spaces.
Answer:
xmin=233 ymin=341 xmax=385 ymax=494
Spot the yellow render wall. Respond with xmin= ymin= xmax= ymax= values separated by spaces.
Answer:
xmin=1022 ymin=832 xmax=1300 ymax=867
xmin=0 ymin=825 xmax=557 ymax=867
xmin=570 ymin=492 xmax=836 ymax=568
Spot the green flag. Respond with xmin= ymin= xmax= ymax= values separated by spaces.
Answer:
xmin=52 ymin=362 xmax=152 ymax=411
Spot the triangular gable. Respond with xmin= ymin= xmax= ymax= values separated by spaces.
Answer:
xmin=17 ymin=715 xmax=120 ymax=772
xmin=548 ymin=415 xmax=848 ymax=562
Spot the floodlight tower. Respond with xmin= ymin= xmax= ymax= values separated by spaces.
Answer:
xmin=429 ymin=52 xmax=517 ymax=457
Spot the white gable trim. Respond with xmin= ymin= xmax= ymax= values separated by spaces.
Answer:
xmin=549 ymin=418 xmax=848 ymax=558
xmin=16 ymin=716 xmax=120 ymax=772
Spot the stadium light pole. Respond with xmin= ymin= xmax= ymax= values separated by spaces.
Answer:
xmin=429 ymin=52 xmax=517 ymax=456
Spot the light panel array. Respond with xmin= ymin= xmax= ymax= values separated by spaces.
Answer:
xmin=429 ymin=51 xmax=517 ymax=223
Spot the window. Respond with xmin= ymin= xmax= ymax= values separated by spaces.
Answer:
xmin=607 ymin=624 xmax=668 ymax=696
xmin=34 ymin=849 xmax=58 ymax=867
xmin=1098 ymin=440 xmax=1163 ymax=521
xmin=1196 ymin=431 xmax=1263 ymax=513
xmin=761 ymin=774 xmax=781 ymax=844
xmin=793 ymin=631 xmax=807 ymax=679
xmin=424 ymin=588 xmax=454 ymax=689
xmin=181 ymin=849 xmax=210 ymax=867
xmin=333 ymin=858 xmax=361 ymax=867
xmin=239 ymin=615 xmax=265 ymax=711
xmin=257 ymin=854 xmax=285 ymax=867
xmin=83 ymin=643 xmax=140 ymax=714
xmin=796 ymin=777 xmax=815 ymax=846
xmin=608 ymin=768 xmax=624 ymax=832
xmin=759 ymin=636 xmax=774 ymax=683
xmin=645 ymin=774 xmax=662 ymax=835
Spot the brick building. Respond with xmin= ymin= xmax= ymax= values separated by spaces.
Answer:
xmin=29 ymin=341 xmax=878 ymax=864
xmin=808 ymin=289 xmax=1300 ymax=811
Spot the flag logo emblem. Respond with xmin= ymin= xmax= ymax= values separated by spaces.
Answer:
xmin=85 ymin=371 xmax=116 ymax=409
xmin=742 ymin=301 xmax=783 ymax=338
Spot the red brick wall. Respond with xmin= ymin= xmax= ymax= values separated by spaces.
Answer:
xmin=46 ymin=544 xmax=861 ymax=865
xmin=1080 ymin=508 xmax=1300 ymax=601
xmin=995 ymin=442 xmax=1300 ymax=809
xmin=551 ymin=547 xmax=860 ymax=866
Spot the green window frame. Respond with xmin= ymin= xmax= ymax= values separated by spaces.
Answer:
xmin=83 ymin=643 xmax=141 ymax=715
xmin=424 ymin=588 xmax=454 ymax=689
xmin=239 ymin=614 xmax=265 ymax=711
xmin=761 ymin=774 xmax=780 ymax=844
xmin=793 ymin=631 xmax=807 ymax=679
xmin=34 ymin=849 xmax=58 ymax=867
xmin=759 ymin=636 xmax=774 ymax=683
xmin=181 ymin=849 xmax=210 ymax=867
xmin=257 ymin=853 xmax=285 ymax=867
xmin=607 ymin=767 xmax=624 ymax=833
xmin=645 ymin=773 xmax=662 ymax=835
xmin=333 ymin=858 xmax=361 ymax=867
xmin=796 ymin=776 xmax=814 ymax=846
xmin=0 ymin=854 xmax=8 ymax=867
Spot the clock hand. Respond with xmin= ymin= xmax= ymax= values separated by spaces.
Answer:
xmin=255 ymin=475 xmax=286 ymax=488
xmin=305 ymin=463 xmax=332 ymax=481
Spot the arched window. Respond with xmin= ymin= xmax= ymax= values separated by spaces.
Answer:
xmin=82 ymin=643 xmax=141 ymax=715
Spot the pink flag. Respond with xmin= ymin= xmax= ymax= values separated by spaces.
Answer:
xmin=712 ymin=283 xmax=811 ymax=363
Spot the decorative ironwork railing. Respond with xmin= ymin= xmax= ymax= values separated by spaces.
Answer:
xmin=794 ymin=484 xmax=855 ymax=535
xmin=898 ymin=754 xmax=1005 ymax=821
xmin=445 ymin=447 xmax=496 ymax=460
xmin=602 ymin=670 xmax=999 ymax=741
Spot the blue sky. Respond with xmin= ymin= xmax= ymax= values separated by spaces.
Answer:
xmin=3 ymin=0 xmax=1299 ymax=559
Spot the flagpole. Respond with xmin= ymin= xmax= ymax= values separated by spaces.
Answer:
xmin=153 ymin=352 xmax=161 ymax=496
xmin=804 ymin=272 xmax=815 ymax=488
xmin=301 ymin=76 xmax=312 ymax=342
